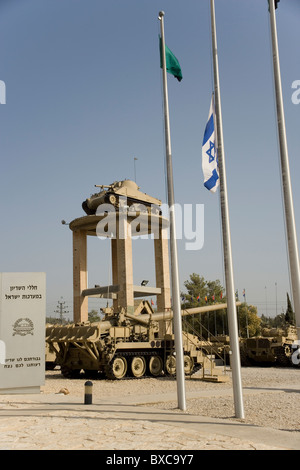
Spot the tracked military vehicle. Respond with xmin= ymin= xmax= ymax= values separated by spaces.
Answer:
xmin=82 ymin=179 xmax=162 ymax=216
xmin=45 ymin=324 xmax=58 ymax=370
xmin=240 ymin=325 xmax=298 ymax=366
xmin=46 ymin=302 xmax=234 ymax=379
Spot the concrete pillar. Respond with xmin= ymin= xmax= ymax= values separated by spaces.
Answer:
xmin=73 ymin=230 xmax=88 ymax=323
xmin=116 ymin=215 xmax=134 ymax=314
xmin=111 ymin=238 xmax=118 ymax=311
xmin=154 ymin=227 xmax=172 ymax=335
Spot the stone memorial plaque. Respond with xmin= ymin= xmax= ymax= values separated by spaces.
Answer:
xmin=0 ymin=272 xmax=46 ymax=394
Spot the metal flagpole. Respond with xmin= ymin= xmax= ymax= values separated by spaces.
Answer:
xmin=268 ymin=0 xmax=300 ymax=338
xmin=158 ymin=10 xmax=186 ymax=411
xmin=210 ymin=0 xmax=244 ymax=419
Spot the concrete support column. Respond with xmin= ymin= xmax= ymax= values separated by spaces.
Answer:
xmin=111 ymin=238 xmax=118 ymax=311
xmin=116 ymin=215 xmax=134 ymax=314
xmin=154 ymin=227 xmax=172 ymax=335
xmin=73 ymin=229 xmax=88 ymax=323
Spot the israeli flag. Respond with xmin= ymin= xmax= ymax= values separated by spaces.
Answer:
xmin=202 ymin=96 xmax=219 ymax=193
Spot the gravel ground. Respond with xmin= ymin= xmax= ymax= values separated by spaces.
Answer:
xmin=42 ymin=365 xmax=300 ymax=433
xmin=0 ymin=365 xmax=299 ymax=450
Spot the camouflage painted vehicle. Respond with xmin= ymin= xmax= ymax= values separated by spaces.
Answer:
xmin=45 ymin=302 xmax=231 ymax=380
xmin=82 ymin=180 xmax=162 ymax=216
xmin=209 ymin=335 xmax=231 ymax=364
xmin=240 ymin=325 xmax=298 ymax=366
xmin=45 ymin=324 xmax=59 ymax=370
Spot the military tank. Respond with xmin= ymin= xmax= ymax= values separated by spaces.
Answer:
xmin=45 ymin=324 xmax=58 ymax=370
xmin=239 ymin=325 xmax=298 ymax=366
xmin=82 ymin=180 xmax=162 ymax=216
xmin=209 ymin=335 xmax=231 ymax=364
xmin=46 ymin=302 xmax=236 ymax=379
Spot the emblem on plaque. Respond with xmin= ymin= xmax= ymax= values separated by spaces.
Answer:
xmin=12 ymin=318 xmax=34 ymax=336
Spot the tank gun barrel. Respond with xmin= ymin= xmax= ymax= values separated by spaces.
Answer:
xmin=125 ymin=302 xmax=241 ymax=325
xmin=181 ymin=302 xmax=241 ymax=316
xmin=124 ymin=312 xmax=152 ymax=326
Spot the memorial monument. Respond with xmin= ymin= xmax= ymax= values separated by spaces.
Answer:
xmin=69 ymin=179 xmax=172 ymax=334
xmin=0 ymin=272 xmax=46 ymax=394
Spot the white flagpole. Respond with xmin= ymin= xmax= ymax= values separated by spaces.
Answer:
xmin=210 ymin=0 xmax=244 ymax=419
xmin=158 ymin=10 xmax=186 ymax=412
xmin=268 ymin=0 xmax=300 ymax=338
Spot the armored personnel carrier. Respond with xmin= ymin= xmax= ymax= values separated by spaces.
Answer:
xmin=82 ymin=180 xmax=162 ymax=216
xmin=239 ymin=325 xmax=298 ymax=366
xmin=46 ymin=302 xmax=232 ymax=380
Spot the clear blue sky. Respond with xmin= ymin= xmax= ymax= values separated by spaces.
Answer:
xmin=0 ymin=0 xmax=299 ymax=320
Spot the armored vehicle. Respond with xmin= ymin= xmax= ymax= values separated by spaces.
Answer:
xmin=209 ymin=335 xmax=231 ymax=364
xmin=240 ymin=325 xmax=298 ymax=366
xmin=46 ymin=302 xmax=233 ymax=380
xmin=45 ymin=331 xmax=58 ymax=370
xmin=82 ymin=180 xmax=162 ymax=216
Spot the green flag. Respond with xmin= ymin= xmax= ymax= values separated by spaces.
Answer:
xmin=268 ymin=0 xmax=279 ymax=11
xmin=159 ymin=36 xmax=182 ymax=82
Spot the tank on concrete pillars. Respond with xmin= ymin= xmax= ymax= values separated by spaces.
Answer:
xmin=50 ymin=179 xmax=238 ymax=380
xmin=82 ymin=179 xmax=162 ymax=215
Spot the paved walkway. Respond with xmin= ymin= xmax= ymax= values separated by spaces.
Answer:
xmin=0 ymin=389 xmax=299 ymax=450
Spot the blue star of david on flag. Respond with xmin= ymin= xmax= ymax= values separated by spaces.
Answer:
xmin=202 ymin=95 xmax=219 ymax=193
xmin=206 ymin=140 xmax=215 ymax=163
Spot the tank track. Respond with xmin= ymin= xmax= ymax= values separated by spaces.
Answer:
xmin=104 ymin=350 xmax=201 ymax=379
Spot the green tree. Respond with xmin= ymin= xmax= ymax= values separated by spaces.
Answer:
xmin=182 ymin=273 xmax=206 ymax=307
xmin=88 ymin=309 xmax=101 ymax=322
xmin=182 ymin=273 xmax=225 ymax=307
xmin=181 ymin=274 xmax=226 ymax=338
xmin=238 ymin=303 xmax=261 ymax=337
xmin=182 ymin=274 xmax=263 ymax=339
